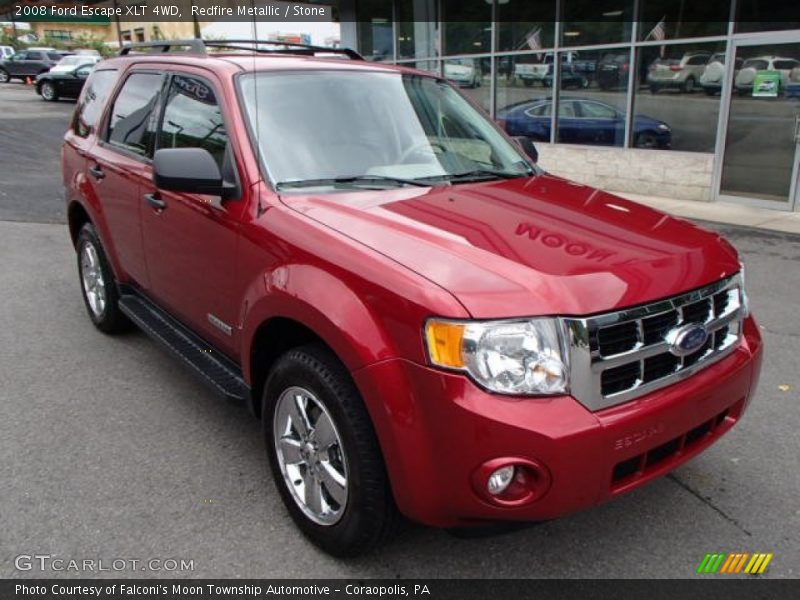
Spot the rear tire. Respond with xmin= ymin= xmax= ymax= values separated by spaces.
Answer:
xmin=683 ymin=77 xmax=696 ymax=93
xmin=75 ymin=223 xmax=130 ymax=334
xmin=263 ymin=343 xmax=399 ymax=557
xmin=0 ymin=68 xmax=9 ymax=83
xmin=649 ymin=84 xmax=660 ymax=94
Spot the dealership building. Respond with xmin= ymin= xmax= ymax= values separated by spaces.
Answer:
xmin=339 ymin=0 xmax=800 ymax=212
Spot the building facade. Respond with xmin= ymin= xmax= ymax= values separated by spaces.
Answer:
xmin=341 ymin=0 xmax=800 ymax=212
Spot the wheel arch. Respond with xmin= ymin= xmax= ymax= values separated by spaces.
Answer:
xmin=67 ymin=200 xmax=92 ymax=246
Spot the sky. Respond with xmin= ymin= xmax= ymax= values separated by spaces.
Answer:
xmin=201 ymin=20 xmax=341 ymax=45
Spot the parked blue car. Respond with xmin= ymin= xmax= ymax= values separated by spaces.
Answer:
xmin=499 ymin=97 xmax=672 ymax=149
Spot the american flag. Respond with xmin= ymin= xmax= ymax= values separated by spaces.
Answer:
xmin=647 ymin=18 xmax=667 ymax=41
xmin=525 ymin=27 xmax=542 ymax=51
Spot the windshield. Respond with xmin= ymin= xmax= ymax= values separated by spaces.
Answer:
xmin=238 ymin=71 xmax=532 ymax=189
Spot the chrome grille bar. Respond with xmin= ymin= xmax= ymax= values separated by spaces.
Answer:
xmin=563 ymin=274 xmax=744 ymax=411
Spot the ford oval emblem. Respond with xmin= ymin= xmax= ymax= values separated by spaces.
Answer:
xmin=666 ymin=323 xmax=709 ymax=357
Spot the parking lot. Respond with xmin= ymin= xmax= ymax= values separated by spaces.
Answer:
xmin=0 ymin=81 xmax=798 ymax=579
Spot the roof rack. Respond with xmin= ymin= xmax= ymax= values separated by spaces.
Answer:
xmin=119 ymin=39 xmax=362 ymax=60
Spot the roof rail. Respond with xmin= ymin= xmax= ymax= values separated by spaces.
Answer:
xmin=119 ymin=39 xmax=362 ymax=60
xmin=119 ymin=40 xmax=206 ymax=55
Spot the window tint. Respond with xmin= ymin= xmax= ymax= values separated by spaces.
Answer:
xmin=47 ymin=53 xmax=62 ymax=61
xmin=775 ymin=60 xmax=799 ymax=70
xmin=559 ymin=101 xmax=577 ymax=118
xmin=580 ymin=102 xmax=617 ymax=119
xmin=73 ymin=69 xmax=118 ymax=138
xmin=26 ymin=51 xmax=44 ymax=60
xmin=525 ymin=103 xmax=551 ymax=118
xmin=107 ymin=72 xmax=163 ymax=157
xmin=157 ymin=74 xmax=228 ymax=168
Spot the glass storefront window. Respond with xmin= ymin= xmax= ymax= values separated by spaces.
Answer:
xmin=495 ymin=54 xmax=553 ymax=143
xmin=557 ymin=48 xmax=630 ymax=146
xmin=633 ymin=42 xmax=725 ymax=152
xmin=497 ymin=1 xmax=556 ymax=53
xmin=442 ymin=0 xmax=492 ymax=56
xmin=638 ymin=0 xmax=729 ymax=41
xmin=735 ymin=1 xmax=800 ymax=34
xmin=356 ymin=0 xmax=394 ymax=61
xmin=561 ymin=0 xmax=633 ymax=47
xmin=397 ymin=0 xmax=439 ymax=59
xmin=720 ymin=41 xmax=800 ymax=204
xmin=445 ymin=57 xmax=491 ymax=112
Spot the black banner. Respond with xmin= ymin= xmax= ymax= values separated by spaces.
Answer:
xmin=2 ymin=580 xmax=799 ymax=600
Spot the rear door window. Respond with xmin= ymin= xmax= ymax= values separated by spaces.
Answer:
xmin=26 ymin=51 xmax=44 ymax=61
xmin=106 ymin=72 xmax=164 ymax=157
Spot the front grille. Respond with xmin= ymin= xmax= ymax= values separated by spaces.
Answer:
xmin=564 ymin=275 xmax=745 ymax=411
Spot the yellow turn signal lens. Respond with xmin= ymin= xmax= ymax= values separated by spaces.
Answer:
xmin=425 ymin=320 xmax=466 ymax=368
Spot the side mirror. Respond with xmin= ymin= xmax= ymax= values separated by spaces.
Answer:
xmin=514 ymin=136 xmax=538 ymax=163
xmin=153 ymin=148 xmax=237 ymax=199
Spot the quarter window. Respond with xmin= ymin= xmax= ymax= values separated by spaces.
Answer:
xmin=157 ymin=74 xmax=228 ymax=169
xmin=106 ymin=72 xmax=163 ymax=157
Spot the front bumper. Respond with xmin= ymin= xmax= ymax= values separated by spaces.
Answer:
xmin=353 ymin=316 xmax=762 ymax=527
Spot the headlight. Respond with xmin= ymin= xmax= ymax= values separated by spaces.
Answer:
xmin=425 ymin=318 xmax=569 ymax=395
xmin=658 ymin=123 xmax=670 ymax=131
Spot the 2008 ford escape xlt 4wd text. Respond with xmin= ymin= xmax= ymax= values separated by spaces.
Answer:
xmin=62 ymin=40 xmax=763 ymax=557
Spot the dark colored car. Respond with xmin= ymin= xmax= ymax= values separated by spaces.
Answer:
xmin=541 ymin=64 xmax=589 ymax=89
xmin=0 ymin=49 xmax=65 ymax=82
xmin=499 ymin=97 xmax=671 ymax=148
xmin=597 ymin=52 xmax=630 ymax=90
xmin=62 ymin=40 xmax=759 ymax=557
xmin=35 ymin=62 xmax=96 ymax=101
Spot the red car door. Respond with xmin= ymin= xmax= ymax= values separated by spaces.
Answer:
xmin=83 ymin=69 xmax=165 ymax=288
xmin=140 ymin=69 xmax=247 ymax=358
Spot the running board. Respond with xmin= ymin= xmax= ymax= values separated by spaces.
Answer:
xmin=118 ymin=294 xmax=250 ymax=404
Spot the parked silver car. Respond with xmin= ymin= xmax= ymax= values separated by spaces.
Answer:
xmin=648 ymin=52 xmax=711 ymax=93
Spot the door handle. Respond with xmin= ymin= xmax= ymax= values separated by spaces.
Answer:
xmin=144 ymin=193 xmax=167 ymax=210
xmin=88 ymin=165 xmax=105 ymax=180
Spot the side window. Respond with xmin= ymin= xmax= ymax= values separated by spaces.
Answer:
xmin=47 ymin=53 xmax=63 ymax=61
xmin=559 ymin=101 xmax=577 ymax=118
xmin=73 ymin=69 xmax=118 ymax=138
xmin=106 ymin=72 xmax=163 ymax=157
xmin=580 ymin=102 xmax=616 ymax=119
xmin=157 ymin=74 xmax=228 ymax=169
xmin=27 ymin=51 xmax=44 ymax=61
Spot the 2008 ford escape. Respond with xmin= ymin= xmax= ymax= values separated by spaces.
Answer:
xmin=62 ymin=40 xmax=763 ymax=557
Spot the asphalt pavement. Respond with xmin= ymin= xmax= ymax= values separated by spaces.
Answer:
xmin=0 ymin=81 xmax=798 ymax=579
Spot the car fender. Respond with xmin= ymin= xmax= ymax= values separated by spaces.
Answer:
xmin=240 ymin=263 xmax=401 ymax=382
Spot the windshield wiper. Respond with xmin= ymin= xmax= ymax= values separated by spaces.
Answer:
xmin=443 ymin=168 xmax=529 ymax=182
xmin=276 ymin=174 xmax=430 ymax=190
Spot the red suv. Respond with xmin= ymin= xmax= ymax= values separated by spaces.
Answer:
xmin=62 ymin=40 xmax=763 ymax=557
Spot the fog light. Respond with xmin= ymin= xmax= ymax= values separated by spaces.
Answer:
xmin=487 ymin=465 xmax=515 ymax=495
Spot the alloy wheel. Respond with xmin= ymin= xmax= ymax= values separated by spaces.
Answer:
xmin=273 ymin=386 xmax=348 ymax=525
xmin=0 ymin=70 xmax=9 ymax=83
xmin=80 ymin=241 xmax=106 ymax=317
xmin=41 ymin=82 xmax=55 ymax=101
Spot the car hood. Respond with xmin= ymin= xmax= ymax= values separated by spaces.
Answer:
xmin=280 ymin=174 xmax=740 ymax=318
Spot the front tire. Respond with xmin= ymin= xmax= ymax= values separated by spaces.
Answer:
xmin=40 ymin=81 xmax=58 ymax=101
xmin=263 ymin=344 xmax=398 ymax=557
xmin=0 ymin=68 xmax=10 ymax=83
xmin=75 ymin=223 xmax=130 ymax=334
